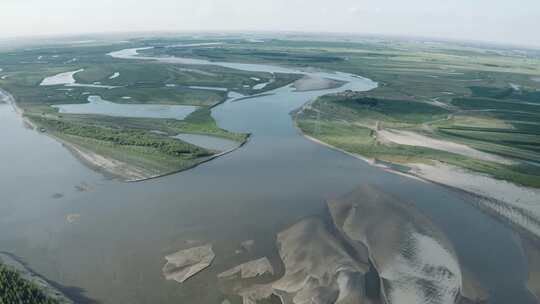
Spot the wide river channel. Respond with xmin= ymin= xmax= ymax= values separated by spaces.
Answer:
xmin=0 ymin=47 xmax=535 ymax=304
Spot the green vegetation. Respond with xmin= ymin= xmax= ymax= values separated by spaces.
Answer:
xmin=0 ymin=42 xmax=281 ymax=180
xmin=1 ymin=36 xmax=539 ymax=184
xmin=174 ymin=37 xmax=538 ymax=188
xmin=296 ymin=91 xmax=540 ymax=188
xmin=0 ymin=263 xmax=60 ymax=304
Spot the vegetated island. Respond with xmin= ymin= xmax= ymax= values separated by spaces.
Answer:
xmin=0 ymin=42 xmax=302 ymax=181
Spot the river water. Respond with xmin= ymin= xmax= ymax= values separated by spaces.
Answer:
xmin=0 ymin=47 xmax=535 ymax=304
xmin=53 ymin=95 xmax=199 ymax=119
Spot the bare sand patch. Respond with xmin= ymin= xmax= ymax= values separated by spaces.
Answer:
xmin=162 ymin=244 xmax=215 ymax=283
xmin=218 ymin=257 xmax=274 ymax=279
xmin=66 ymin=214 xmax=81 ymax=223
xmin=293 ymin=75 xmax=343 ymax=91
xmin=218 ymin=186 xmax=485 ymax=304
xmin=329 ymin=185 xmax=474 ymax=304
xmin=409 ymin=162 xmax=540 ymax=237
xmin=40 ymin=69 xmax=84 ymax=86
xmin=62 ymin=140 xmax=151 ymax=182
xmin=377 ymin=129 xmax=511 ymax=164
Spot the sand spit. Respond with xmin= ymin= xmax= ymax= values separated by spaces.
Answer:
xmin=218 ymin=257 xmax=274 ymax=279
xmin=40 ymin=69 xmax=84 ymax=86
xmin=0 ymin=253 xmax=73 ymax=303
xmin=377 ymin=129 xmax=511 ymax=164
xmin=61 ymin=138 xmax=152 ymax=182
xmin=162 ymin=244 xmax=215 ymax=283
xmin=293 ymin=75 xmax=344 ymax=92
xmin=218 ymin=186 xmax=485 ymax=304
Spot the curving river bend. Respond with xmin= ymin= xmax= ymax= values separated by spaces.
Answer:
xmin=0 ymin=47 xmax=535 ymax=303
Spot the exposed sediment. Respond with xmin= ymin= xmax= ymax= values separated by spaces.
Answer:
xmin=293 ymin=75 xmax=344 ymax=92
xmin=162 ymin=244 xmax=215 ymax=283
xmin=218 ymin=257 xmax=274 ymax=279
xmin=216 ymin=185 xmax=486 ymax=304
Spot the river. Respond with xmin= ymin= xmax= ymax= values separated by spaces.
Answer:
xmin=0 ymin=46 xmax=535 ymax=304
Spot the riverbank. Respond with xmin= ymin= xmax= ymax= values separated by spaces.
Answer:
xmin=0 ymin=253 xmax=73 ymax=304
xmin=296 ymin=122 xmax=540 ymax=239
xmin=1 ymin=86 xmax=249 ymax=182
xmin=43 ymin=124 xmax=250 ymax=183
xmin=1 ymin=36 xmax=537 ymax=304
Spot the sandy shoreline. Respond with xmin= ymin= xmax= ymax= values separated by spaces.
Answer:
xmin=297 ymin=126 xmax=540 ymax=238
xmin=56 ymin=132 xmax=250 ymax=183
xmin=377 ymin=129 xmax=512 ymax=164
xmin=2 ymin=87 xmax=249 ymax=183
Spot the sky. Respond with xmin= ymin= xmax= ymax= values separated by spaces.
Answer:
xmin=1 ymin=0 xmax=539 ymax=47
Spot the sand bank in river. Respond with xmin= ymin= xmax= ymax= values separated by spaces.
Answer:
xmin=217 ymin=185 xmax=486 ymax=304
xmin=218 ymin=257 xmax=274 ymax=279
xmin=409 ymin=162 xmax=540 ymax=237
xmin=293 ymin=75 xmax=344 ymax=91
xmin=162 ymin=244 xmax=215 ymax=283
xmin=60 ymin=138 xmax=153 ymax=182
xmin=377 ymin=129 xmax=511 ymax=164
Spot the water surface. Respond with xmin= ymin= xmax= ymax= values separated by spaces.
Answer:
xmin=0 ymin=48 xmax=535 ymax=304
xmin=53 ymin=95 xmax=199 ymax=119
xmin=173 ymin=134 xmax=239 ymax=151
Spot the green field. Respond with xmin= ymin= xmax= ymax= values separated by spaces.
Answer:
xmin=0 ymin=263 xmax=60 ymax=304
xmin=0 ymin=42 xmax=294 ymax=179
xmin=1 ymin=36 xmax=539 ymax=184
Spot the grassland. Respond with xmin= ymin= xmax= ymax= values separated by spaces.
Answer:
xmin=177 ymin=38 xmax=538 ymax=189
xmin=141 ymin=37 xmax=540 ymax=187
xmin=1 ymin=36 xmax=539 ymax=184
xmin=295 ymin=92 xmax=540 ymax=188
xmin=0 ymin=263 xmax=60 ymax=304
xmin=0 ymin=42 xmax=296 ymax=180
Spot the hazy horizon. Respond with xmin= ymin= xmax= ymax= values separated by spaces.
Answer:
xmin=1 ymin=0 xmax=540 ymax=47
